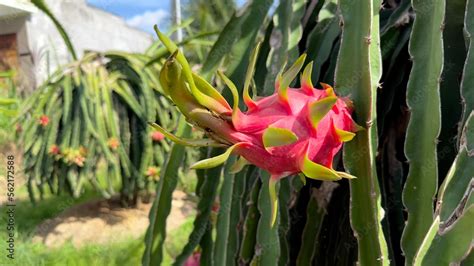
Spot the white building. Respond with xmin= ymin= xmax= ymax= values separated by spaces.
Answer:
xmin=0 ymin=0 xmax=153 ymax=90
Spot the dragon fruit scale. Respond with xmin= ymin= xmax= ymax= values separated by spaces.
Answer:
xmin=151 ymin=27 xmax=360 ymax=225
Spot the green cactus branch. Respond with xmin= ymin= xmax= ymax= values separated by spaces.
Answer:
xmin=296 ymin=183 xmax=338 ymax=265
xmin=414 ymin=205 xmax=474 ymax=265
xmin=142 ymin=119 xmax=192 ymax=266
xmin=252 ymin=172 xmax=281 ymax=265
xmin=305 ymin=0 xmax=340 ymax=83
xmin=239 ymin=176 xmax=261 ymax=264
xmin=335 ymin=0 xmax=389 ymax=264
xmin=31 ymin=0 xmax=78 ymax=60
xmin=459 ymin=0 xmax=474 ymax=135
xmin=173 ymin=149 xmax=223 ymax=265
xmin=436 ymin=111 xmax=474 ymax=223
xmin=416 ymin=112 xmax=474 ymax=265
xmin=401 ymin=0 xmax=445 ymax=264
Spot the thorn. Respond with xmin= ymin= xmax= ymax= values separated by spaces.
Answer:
xmin=301 ymin=62 xmax=314 ymax=95
xmin=320 ymin=83 xmax=335 ymax=97
xmin=308 ymin=96 xmax=337 ymax=129
xmin=366 ymin=119 xmax=374 ymax=128
xmin=365 ymin=36 xmax=371 ymax=45
xmin=243 ymin=42 xmax=261 ymax=110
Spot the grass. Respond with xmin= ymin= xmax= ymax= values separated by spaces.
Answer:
xmin=4 ymin=238 xmax=145 ymax=266
xmin=0 ymin=217 xmax=195 ymax=266
xmin=0 ymin=186 xmax=196 ymax=266
xmin=165 ymin=217 xmax=196 ymax=258
xmin=0 ymin=223 xmax=195 ymax=266
xmin=0 ymin=74 xmax=18 ymax=147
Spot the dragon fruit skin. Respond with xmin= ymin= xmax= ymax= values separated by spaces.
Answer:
xmin=231 ymin=86 xmax=356 ymax=179
xmin=152 ymin=27 xmax=359 ymax=225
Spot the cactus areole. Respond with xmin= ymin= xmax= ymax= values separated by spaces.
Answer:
xmin=151 ymin=27 xmax=360 ymax=225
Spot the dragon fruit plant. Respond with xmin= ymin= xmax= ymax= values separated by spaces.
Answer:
xmin=144 ymin=1 xmax=474 ymax=265
xmin=150 ymin=29 xmax=360 ymax=224
xmin=16 ymin=51 xmax=182 ymax=204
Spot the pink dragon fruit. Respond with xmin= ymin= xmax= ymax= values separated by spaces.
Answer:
xmin=151 ymin=28 xmax=360 ymax=225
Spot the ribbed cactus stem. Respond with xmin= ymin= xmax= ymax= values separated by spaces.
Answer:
xmin=335 ymin=0 xmax=389 ymax=264
xmin=401 ymin=0 xmax=444 ymax=264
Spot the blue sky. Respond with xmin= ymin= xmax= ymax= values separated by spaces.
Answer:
xmin=87 ymin=0 xmax=247 ymax=34
xmin=87 ymin=0 xmax=171 ymax=33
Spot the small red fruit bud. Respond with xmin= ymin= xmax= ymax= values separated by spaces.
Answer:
xmin=151 ymin=131 xmax=165 ymax=142
xmin=48 ymin=145 xmax=60 ymax=155
xmin=39 ymin=115 xmax=49 ymax=127
xmin=74 ymin=155 xmax=85 ymax=167
xmin=107 ymin=137 xmax=120 ymax=150
xmin=145 ymin=166 xmax=160 ymax=181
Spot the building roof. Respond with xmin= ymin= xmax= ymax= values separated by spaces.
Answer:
xmin=0 ymin=0 xmax=37 ymax=17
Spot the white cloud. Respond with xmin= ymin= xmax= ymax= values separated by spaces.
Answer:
xmin=126 ymin=9 xmax=169 ymax=33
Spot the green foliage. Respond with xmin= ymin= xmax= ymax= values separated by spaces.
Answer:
xmin=173 ymin=149 xmax=223 ymax=265
xmin=212 ymin=157 xmax=238 ymax=266
xmin=437 ymin=0 xmax=466 ymax=178
xmin=181 ymin=0 xmax=235 ymax=62
xmin=460 ymin=0 xmax=474 ymax=136
xmin=412 ymin=114 xmax=474 ymax=265
xmin=252 ymin=172 xmax=280 ymax=265
xmin=296 ymin=183 xmax=337 ymax=265
xmin=184 ymin=0 xmax=234 ymax=33
xmin=142 ymin=119 xmax=191 ymax=265
xmin=305 ymin=0 xmax=340 ymax=83
xmin=0 ymin=70 xmax=18 ymax=145
xmin=401 ymin=0 xmax=444 ymax=262
xmin=239 ymin=175 xmax=261 ymax=264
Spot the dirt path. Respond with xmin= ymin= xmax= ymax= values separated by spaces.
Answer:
xmin=32 ymin=190 xmax=195 ymax=248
